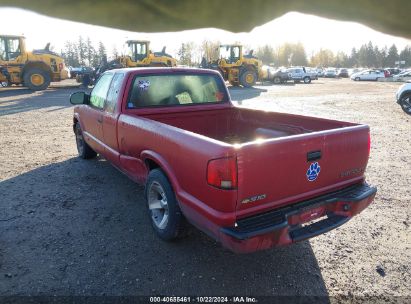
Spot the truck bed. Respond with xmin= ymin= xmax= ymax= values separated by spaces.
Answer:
xmin=135 ymin=106 xmax=368 ymax=216
xmin=142 ymin=107 xmax=355 ymax=145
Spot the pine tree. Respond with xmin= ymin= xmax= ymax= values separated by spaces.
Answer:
xmin=77 ymin=36 xmax=87 ymax=66
xmin=85 ymin=37 xmax=96 ymax=67
xmin=256 ymin=45 xmax=275 ymax=65
xmin=399 ymin=45 xmax=411 ymax=67
xmin=178 ymin=42 xmax=195 ymax=66
xmin=386 ymin=44 xmax=399 ymax=67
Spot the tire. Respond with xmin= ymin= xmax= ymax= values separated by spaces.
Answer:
xmin=303 ymin=76 xmax=311 ymax=84
xmin=74 ymin=123 xmax=97 ymax=159
xmin=355 ymin=77 xmax=360 ymax=81
xmin=272 ymin=77 xmax=281 ymax=84
xmin=399 ymin=93 xmax=411 ymax=115
xmin=240 ymin=70 xmax=257 ymax=87
xmin=23 ymin=68 xmax=51 ymax=91
xmin=145 ymin=169 xmax=185 ymax=241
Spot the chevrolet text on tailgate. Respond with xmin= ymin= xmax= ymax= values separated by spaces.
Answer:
xmin=70 ymin=67 xmax=377 ymax=253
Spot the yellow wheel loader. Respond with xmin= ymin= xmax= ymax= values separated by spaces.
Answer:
xmin=0 ymin=35 xmax=69 ymax=91
xmin=200 ymin=44 xmax=267 ymax=87
xmin=92 ymin=40 xmax=177 ymax=81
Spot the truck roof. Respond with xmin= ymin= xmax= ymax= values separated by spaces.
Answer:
xmin=107 ymin=67 xmax=222 ymax=77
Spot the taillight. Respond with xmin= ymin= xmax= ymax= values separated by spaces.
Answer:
xmin=58 ymin=63 xmax=64 ymax=71
xmin=207 ymin=157 xmax=237 ymax=189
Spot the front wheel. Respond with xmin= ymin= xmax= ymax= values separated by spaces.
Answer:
xmin=23 ymin=68 xmax=51 ymax=91
xmin=273 ymin=77 xmax=281 ymax=84
xmin=355 ymin=77 xmax=360 ymax=81
xmin=303 ymin=76 xmax=311 ymax=84
xmin=74 ymin=123 xmax=97 ymax=159
xmin=145 ymin=169 xmax=185 ymax=241
xmin=240 ymin=70 xmax=257 ymax=87
xmin=399 ymin=93 xmax=411 ymax=115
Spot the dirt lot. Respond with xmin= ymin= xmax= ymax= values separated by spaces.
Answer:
xmin=0 ymin=78 xmax=410 ymax=300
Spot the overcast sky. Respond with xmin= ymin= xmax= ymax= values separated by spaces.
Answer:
xmin=1 ymin=7 xmax=410 ymax=58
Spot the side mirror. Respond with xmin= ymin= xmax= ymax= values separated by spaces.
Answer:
xmin=70 ymin=92 xmax=88 ymax=105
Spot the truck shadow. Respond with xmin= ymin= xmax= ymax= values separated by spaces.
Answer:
xmin=0 ymin=88 xmax=34 ymax=98
xmin=0 ymin=158 xmax=329 ymax=299
xmin=0 ymin=87 xmax=86 ymax=116
xmin=229 ymin=87 xmax=268 ymax=102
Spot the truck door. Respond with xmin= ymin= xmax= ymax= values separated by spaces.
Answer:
xmin=81 ymin=72 xmax=113 ymax=155
xmin=102 ymin=73 xmax=125 ymax=167
xmin=294 ymin=68 xmax=303 ymax=80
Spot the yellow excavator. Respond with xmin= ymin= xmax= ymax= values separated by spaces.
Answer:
xmin=91 ymin=40 xmax=177 ymax=81
xmin=200 ymin=44 xmax=266 ymax=87
xmin=0 ymin=35 xmax=69 ymax=90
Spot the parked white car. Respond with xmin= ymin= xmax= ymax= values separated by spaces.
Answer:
xmin=351 ymin=70 xmax=385 ymax=81
xmin=395 ymin=81 xmax=411 ymax=114
xmin=286 ymin=67 xmax=316 ymax=84
xmin=316 ymin=68 xmax=325 ymax=77
xmin=393 ymin=70 xmax=411 ymax=82
xmin=324 ymin=68 xmax=337 ymax=78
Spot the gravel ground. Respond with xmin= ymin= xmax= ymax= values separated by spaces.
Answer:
xmin=0 ymin=78 xmax=410 ymax=300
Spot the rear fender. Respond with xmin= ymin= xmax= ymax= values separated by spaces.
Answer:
xmin=22 ymin=61 xmax=52 ymax=77
xmin=141 ymin=150 xmax=181 ymax=194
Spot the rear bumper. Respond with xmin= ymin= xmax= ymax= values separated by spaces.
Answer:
xmin=219 ymin=183 xmax=377 ymax=253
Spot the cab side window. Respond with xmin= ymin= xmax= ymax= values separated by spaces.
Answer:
xmin=0 ymin=38 xmax=6 ymax=60
xmin=232 ymin=47 xmax=240 ymax=60
xmin=7 ymin=38 xmax=21 ymax=60
xmin=90 ymin=73 xmax=113 ymax=109
xmin=0 ymin=38 xmax=20 ymax=61
xmin=105 ymin=73 xmax=125 ymax=113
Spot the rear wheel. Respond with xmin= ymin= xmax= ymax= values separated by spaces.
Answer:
xmin=273 ymin=77 xmax=281 ymax=84
xmin=74 ymin=123 xmax=97 ymax=159
xmin=240 ymin=70 xmax=257 ymax=87
xmin=303 ymin=76 xmax=311 ymax=84
xmin=399 ymin=93 xmax=411 ymax=115
xmin=23 ymin=68 xmax=50 ymax=91
xmin=145 ymin=169 xmax=185 ymax=241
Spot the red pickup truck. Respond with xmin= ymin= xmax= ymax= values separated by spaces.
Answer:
xmin=70 ymin=67 xmax=377 ymax=253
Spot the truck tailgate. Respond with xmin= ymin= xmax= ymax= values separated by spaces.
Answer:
xmin=236 ymin=125 xmax=370 ymax=216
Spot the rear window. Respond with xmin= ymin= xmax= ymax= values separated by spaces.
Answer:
xmin=127 ymin=73 xmax=228 ymax=108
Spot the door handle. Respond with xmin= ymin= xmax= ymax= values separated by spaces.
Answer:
xmin=307 ymin=150 xmax=321 ymax=161
xmin=97 ymin=117 xmax=103 ymax=123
